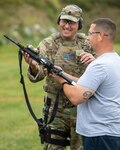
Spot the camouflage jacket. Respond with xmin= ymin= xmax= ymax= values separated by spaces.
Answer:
xmin=28 ymin=32 xmax=95 ymax=99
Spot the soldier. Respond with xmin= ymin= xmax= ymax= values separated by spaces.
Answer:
xmin=23 ymin=4 xmax=95 ymax=150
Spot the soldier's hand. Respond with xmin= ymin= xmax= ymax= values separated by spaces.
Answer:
xmin=27 ymin=45 xmax=39 ymax=53
xmin=22 ymin=45 xmax=38 ymax=66
xmin=23 ymin=52 xmax=35 ymax=65
xmin=21 ymin=45 xmax=39 ymax=75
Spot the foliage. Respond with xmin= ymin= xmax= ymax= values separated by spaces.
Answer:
xmin=97 ymin=0 xmax=120 ymax=7
xmin=0 ymin=0 xmax=24 ymax=7
xmin=0 ymin=1 xmax=120 ymax=42
xmin=61 ymin=0 xmax=95 ymax=10
xmin=61 ymin=0 xmax=120 ymax=9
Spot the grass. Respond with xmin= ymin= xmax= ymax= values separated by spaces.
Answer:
xmin=0 ymin=43 xmax=120 ymax=150
xmin=0 ymin=44 xmax=44 ymax=150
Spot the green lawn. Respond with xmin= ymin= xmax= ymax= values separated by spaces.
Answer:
xmin=0 ymin=43 xmax=120 ymax=150
xmin=0 ymin=44 xmax=44 ymax=150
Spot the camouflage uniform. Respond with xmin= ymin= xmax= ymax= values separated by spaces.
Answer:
xmin=27 ymin=5 xmax=95 ymax=150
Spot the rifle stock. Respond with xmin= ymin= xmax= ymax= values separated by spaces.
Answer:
xmin=4 ymin=35 xmax=76 ymax=85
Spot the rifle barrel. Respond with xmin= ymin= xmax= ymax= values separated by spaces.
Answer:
xmin=4 ymin=34 xmax=76 ymax=85
xmin=4 ymin=35 xmax=21 ymax=46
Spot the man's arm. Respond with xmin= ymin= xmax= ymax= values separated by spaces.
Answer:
xmin=62 ymin=83 xmax=94 ymax=105
xmin=51 ymin=71 xmax=94 ymax=105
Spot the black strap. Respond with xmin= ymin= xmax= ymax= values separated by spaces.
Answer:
xmin=49 ymin=129 xmax=70 ymax=138
xmin=44 ymin=97 xmax=51 ymax=124
xmin=18 ymin=49 xmax=70 ymax=146
xmin=45 ymin=138 xmax=70 ymax=147
xmin=18 ymin=49 xmax=61 ymax=127
xmin=41 ymin=127 xmax=70 ymax=146
xmin=18 ymin=50 xmax=43 ymax=126
xmin=46 ymin=89 xmax=61 ymax=125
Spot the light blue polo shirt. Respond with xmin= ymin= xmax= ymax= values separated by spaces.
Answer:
xmin=76 ymin=52 xmax=120 ymax=137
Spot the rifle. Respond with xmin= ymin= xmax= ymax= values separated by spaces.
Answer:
xmin=4 ymin=35 xmax=75 ymax=145
xmin=4 ymin=35 xmax=76 ymax=85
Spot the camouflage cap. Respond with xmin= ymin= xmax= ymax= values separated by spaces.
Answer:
xmin=60 ymin=5 xmax=83 ymax=22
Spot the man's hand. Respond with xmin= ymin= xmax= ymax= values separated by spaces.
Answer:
xmin=80 ymin=52 xmax=95 ymax=64
xmin=46 ymin=66 xmax=66 ymax=83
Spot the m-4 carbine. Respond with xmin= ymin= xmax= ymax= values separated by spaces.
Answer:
xmin=4 ymin=35 xmax=76 ymax=85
